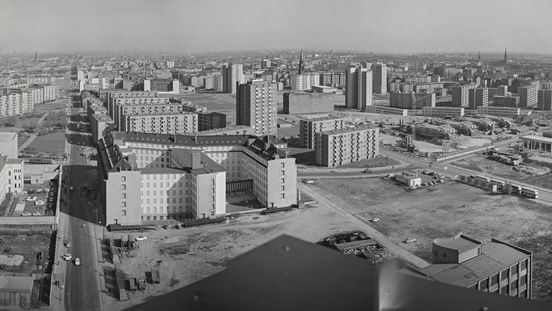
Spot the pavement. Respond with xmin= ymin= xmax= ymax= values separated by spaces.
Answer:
xmin=298 ymin=183 xmax=430 ymax=269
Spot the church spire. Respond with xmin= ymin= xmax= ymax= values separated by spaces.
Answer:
xmin=477 ymin=50 xmax=481 ymax=62
xmin=298 ymin=50 xmax=304 ymax=74
xmin=504 ymin=48 xmax=508 ymax=63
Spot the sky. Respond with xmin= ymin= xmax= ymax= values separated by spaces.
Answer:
xmin=1 ymin=0 xmax=552 ymax=54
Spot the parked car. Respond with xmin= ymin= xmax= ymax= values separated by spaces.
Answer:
xmin=64 ymin=240 xmax=71 ymax=248
xmin=21 ymin=212 xmax=32 ymax=216
xmin=26 ymin=196 xmax=37 ymax=201
xmin=371 ymin=218 xmax=380 ymax=222
xmin=303 ymin=180 xmax=315 ymax=184
xmin=32 ymin=212 xmax=41 ymax=216
xmin=135 ymin=236 xmax=148 ymax=241
xmin=74 ymin=258 xmax=80 ymax=266
xmin=62 ymin=254 xmax=72 ymax=261
xmin=404 ymin=238 xmax=417 ymax=244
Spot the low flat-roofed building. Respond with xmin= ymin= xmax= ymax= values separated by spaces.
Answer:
xmin=395 ymin=172 xmax=422 ymax=188
xmin=0 ymin=275 xmax=34 ymax=308
xmin=521 ymin=135 xmax=552 ymax=153
xmin=194 ymin=125 xmax=254 ymax=136
xmin=491 ymin=95 xmax=520 ymax=107
xmin=476 ymin=106 xmax=520 ymax=118
xmin=421 ymin=107 xmax=464 ymax=117
xmin=364 ymin=106 xmax=408 ymax=116
xmin=411 ymin=234 xmax=532 ymax=299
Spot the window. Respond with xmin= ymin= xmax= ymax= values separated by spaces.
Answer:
xmin=122 ymin=184 xmax=126 ymax=190
xmin=122 ymin=176 xmax=126 ymax=182
xmin=211 ymin=211 xmax=215 ymax=216
xmin=122 ymin=202 xmax=126 ymax=207
xmin=122 ymin=193 xmax=126 ymax=199
xmin=281 ymin=193 xmax=285 ymax=198
xmin=122 ymin=210 xmax=127 ymax=216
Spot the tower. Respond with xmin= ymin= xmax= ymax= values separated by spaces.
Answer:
xmin=504 ymin=48 xmax=508 ymax=63
xmin=345 ymin=64 xmax=373 ymax=111
xmin=236 ymin=80 xmax=277 ymax=136
xmin=477 ymin=51 xmax=481 ymax=62
xmin=34 ymin=50 xmax=37 ymax=64
xmin=298 ymin=50 xmax=304 ymax=74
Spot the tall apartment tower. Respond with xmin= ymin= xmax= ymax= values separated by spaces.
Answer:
xmin=451 ymin=85 xmax=474 ymax=107
xmin=518 ymin=86 xmax=537 ymax=108
xmin=468 ymin=88 xmax=488 ymax=109
xmin=222 ymin=63 xmax=244 ymax=94
xmin=371 ymin=63 xmax=387 ymax=94
xmin=538 ymin=90 xmax=552 ymax=111
xmin=345 ymin=65 xmax=372 ymax=111
xmin=236 ymin=80 xmax=277 ymax=136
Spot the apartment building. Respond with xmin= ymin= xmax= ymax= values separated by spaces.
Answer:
xmin=236 ymin=80 xmax=277 ymax=136
xmin=289 ymin=73 xmax=320 ymax=91
xmin=122 ymin=112 xmax=198 ymax=135
xmin=421 ymin=107 xmax=465 ymax=117
xmin=518 ymin=86 xmax=537 ymax=108
xmin=345 ymin=65 xmax=372 ymax=111
xmin=477 ymin=106 xmax=520 ymax=118
xmin=451 ymin=85 xmax=475 ymax=107
xmin=371 ymin=63 xmax=387 ymax=94
xmin=113 ymin=99 xmax=175 ymax=129
xmin=468 ymin=88 xmax=488 ymax=109
xmin=299 ymin=116 xmax=347 ymax=149
xmin=538 ymin=90 xmax=552 ymax=111
xmin=389 ymin=92 xmax=435 ymax=109
xmin=492 ymin=95 xmax=519 ymax=107
xmin=314 ymin=127 xmax=379 ymax=167
xmin=0 ymin=91 xmax=33 ymax=117
xmin=222 ymin=63 xmax=244 ymax=94
xmin=198 ymin=112 xmax=226 ymax=131
xmin=97 ymin=132 xmax=297 ymax=225
xmin=194 ymin=125 xmax=254 ymax=136
xmin=319 ymin=72 xmax=346 ymax=87
xmin=85 ymin=97 xmax=115 ymax=143
xmin=410 ymin=234 xmax=532 ymax=299
xmin=106 ymin=91 xmax=159 ymax=117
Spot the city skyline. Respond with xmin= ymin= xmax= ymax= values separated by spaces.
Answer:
xmin=3 ymin=0 xmax=552 ymax=54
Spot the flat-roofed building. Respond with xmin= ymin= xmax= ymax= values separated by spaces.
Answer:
xmin=98 ymin=132 xmax=297 ymax=225
xmin=538 ymin=90 xmax=552 ymax=111
xmin=364 ymin=106 xmax=409 ymax=116
xmin=314 ymin=126 xmax=379 ymax=167
xmin=521 ymin=135 xmax=552 ymax=154
xmin=468 ymin=88 xmax=488 ymax=109
xmin=413 ymin=124 xmax=456 ymax=140
xmin=390 ymin=92 xmax=435 ymax=109
xmin=345 ymin=65 xmax=372 ymax=111
xmin=421 ymin=107 xmax=465 ymax=117
xmin=451 ymin=85 xmax=475 ymax=107
xmin=236 ymin=80 xmax=277 ymax=136
xmin=492 ymin=95 xmax=519 ymax=107
xmin=0 ymin=156 xmax=23 ymax=206
xmin=476 ymin=106 xmax=520 ymax=118
xmin=0 ymin=91 xmax=33 ymax=117
xmin=122 ymin=112 xmax=198 ymax=135
xmin=283 ymin=91 xmax=344 ymax=114
xmin=518 ymin=86 xmax=537 ymax=108
xmin=299 ymin=116 xmax=347 ymax=149
xmin=194 ymin=125 xmax=254 ymax=136
xmin=198 ymin=112 xmax=226 ymax=131
xmin=411 ymin=234 xmax=532 ymax=299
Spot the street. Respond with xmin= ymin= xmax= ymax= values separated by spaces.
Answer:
xmin=59 ymin=99 xmax=104 ymax=311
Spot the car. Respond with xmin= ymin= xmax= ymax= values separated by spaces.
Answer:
xmin=74 ymin=258 xmax=80 ymax=266
xmin=303 ymin=180 xmax=314 ymax=184
xmin=62 ymin=254 xmax=72 ymax=261
xmin=81 ymin=223 xmax=86 ymax=228
xmin=69 ymin=186 xmax=74 ymax=191
xmin=404 ymin=238 xmax=417 ymax=244
xmin=371 ymin=217 xmax=380 ymax=222
xmin=135 ymin=236 xmax=147 ymax=241
xmin=21 ymin=212 xmax=32 ymax=216
xmin=32 ymin=212 xmax=41 ymax=216
xmin=64 ymin=240 xmax=71 ymax=248
xmin=26 ymin=196 xmax=37 ymax=202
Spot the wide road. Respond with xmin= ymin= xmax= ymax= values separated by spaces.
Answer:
xmin=62 ymin=101 xmax=104 ymax=311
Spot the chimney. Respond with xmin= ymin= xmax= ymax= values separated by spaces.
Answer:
xmin=191 ymin=151 xmax=202 ymax=170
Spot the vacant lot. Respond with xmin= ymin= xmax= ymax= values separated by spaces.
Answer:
xmin=25 ymin=131 xmax=66 ymax=155
xmin=105 ymin=205 xmax=368 ymax=311
xmin=0 ymin=234 xmax=51 ymax=274
xmin=454 ymin=154 xmax=552 ymax=190
xmin=309 ymin=177 xmax=552 ymax=301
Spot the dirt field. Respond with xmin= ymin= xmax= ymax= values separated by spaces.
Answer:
xmin=104 ymin=206 xmax=367 ymax=311
xmin=454 ymin=154 xmax=552 ymax=190
xmin=309 ymin=177 xmax=552 ymax=301
xmin=0 ymin=234 xmax=51 ymax=274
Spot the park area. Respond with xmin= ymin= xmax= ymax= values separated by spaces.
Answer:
xmin=307 ymin=177 xmax=552 ymax=301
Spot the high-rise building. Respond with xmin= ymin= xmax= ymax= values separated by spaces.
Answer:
xmin=371 ymin=63 xmax=387 ymax=94
xmin=198 ymin=112 xmax=226 ymax=131
xmin=491 ymin=95 xmax=519 ymax=107
xmin=261 ymin=59 xmax=271 ymax=69
xmin=213 ymin=74 xmax=223 ymax=92
xmin=298 ymin=50 xmax=305 ymax=74
xmin=538 ymin=90 xmax=552 ymax=111
xmin=451 ymin=85 xmax=474 ymax=107
xmin=468 ymin=88 xmax=488 ymax=109
xmin=222 ymin=63 xmax=244 ymax=94
xmin=345 ymin=65 xmax=372 ymax=111
xmin=390 ymin=92 xmax=435 ymax=109
xmin=518 ymin=86 xmax=537 ymax=108
xmin=236 ymin=80 xmax=277 ymax=136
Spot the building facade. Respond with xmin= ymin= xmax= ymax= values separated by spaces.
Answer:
xmin=468 ymin=88 xmax=489 ymax=109
xmin=122 ymin=113 xmax=198 ymax=135
xmin=538 ymin=90 xmax=552 ymax=111
xmin=476 ymin=106 xmax=520 ymax=117
xmin=345 ymin=65 xmax=372 ymax=111
xmin=299 ymin=116 xmax=347 ymax=149
xmin=198 ymin=112 xmax=226 ymax=131
xmin=236 ymin=80 xmax=277 ymax=136
xmin=371 ymin=63 xmax=387 ymax=94
xmin=421 ymin=107 xmax=465 ymax=117
xmin=222 ymin=63 xmax=244 ymax=94
xmin=390 ymin=92 xmax=435 ymax=109
xmin=315 ymin=127 xmax=379 ymax=167
xmin=518 ymin=86 xmax=537 ymax=109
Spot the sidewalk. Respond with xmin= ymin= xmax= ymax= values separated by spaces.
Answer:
xmin=298 ymin=158 xmax=411 ymax=173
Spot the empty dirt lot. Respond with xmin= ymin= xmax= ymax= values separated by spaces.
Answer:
xmin=309 ymin=177 xmax=552 ymax=301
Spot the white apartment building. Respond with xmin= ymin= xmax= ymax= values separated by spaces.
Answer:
xmin=236 ymin=80 xmax=277 ymax=136
xmin=0 ymin=92 xmax=33 ymax=117
xmin=222 ymin=63 xmax=244 ymax=94
xmin=315 ymin=127 xmax=380 ymax=167
xmin=123 ymin=113 xmax=198 ymax=135
xmin=0 ymin=156 xmax=24 ymax=206
xmin=289 ymin=73 xmax=320 ymax=91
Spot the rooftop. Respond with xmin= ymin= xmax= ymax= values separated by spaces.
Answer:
xmin=320 ymin=125 xmax=378 ymax=136
xmin=433 ymin=234 xmax=481 ymax=253
xmin=420 ymin=239 xmax=531 ymax=287
xmin=115 ymin=131 xmax=250 ymax=147
xmin=522 ymin=135 xmax=552 ymax=143
xmin=0 ymin=131 xmax=17 ymax=142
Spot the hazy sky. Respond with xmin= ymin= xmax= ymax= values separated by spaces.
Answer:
xmin=1 ymin=0 xmax=552 ymax=54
